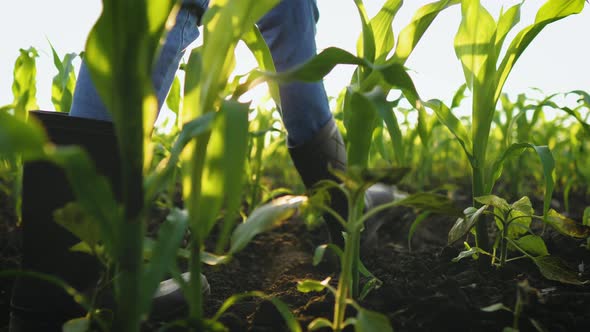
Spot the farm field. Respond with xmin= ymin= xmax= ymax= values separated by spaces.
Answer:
xmin=1 ymin=0 xmax=590 ymax=331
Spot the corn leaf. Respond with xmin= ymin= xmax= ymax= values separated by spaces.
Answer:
xmin=165 ymin=75 xmax=181 ymax=120
xmin=393 ymin=0 xmax=460 ymax=64
xmin=230 ymin=195 xmax=306 ymax=254
xmin=0 ymin=112 xmax=47 ymax=159
xmin=197 ymin=0 xmax=280 ymax=119
xmin=266 ymin=47 xmax=367 ymax=83
xmin=425 ymin=99 xmax=473 ymax=163
xmin=11 ymin=47 xmax=39 ymax=119
xmin=494 ymin=0 xmax=585 ymax=103
xmin=353 ymin=0 xmax=376 ymax=63
xmin=359 ymin=0 xmax=402 ymax=63
xmin=49 ymin=42 xmax=77 ymax=113
xmin=345 ymin=89 xmax=378 ymax=168
xmin=50 ymin=146 xmax=121 ymax=257
xmin=241 ymin=25 xmax=281 ymax=107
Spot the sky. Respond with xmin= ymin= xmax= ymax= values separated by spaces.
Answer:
xmin=1 ymin=0 xmax=588 ymax=112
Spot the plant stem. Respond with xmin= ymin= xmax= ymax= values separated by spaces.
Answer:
xmin=113 ymin=220 xmax=143 ymax=332
xmin=188 ymin=232 xmax=203 ymax=327
xmin=472 ymin=166 xmax=490 ymax=252
xmin=333 ymin=229 xmax=355 ymax=332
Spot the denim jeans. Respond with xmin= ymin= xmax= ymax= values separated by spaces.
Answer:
xmin=70 ymin=0 xmax=332 ymax=147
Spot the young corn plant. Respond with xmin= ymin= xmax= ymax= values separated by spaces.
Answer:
xmin=426 ymin=0 xmax=586 ymax=252
xmin=298 ymin=166 xmax=463 ymax=331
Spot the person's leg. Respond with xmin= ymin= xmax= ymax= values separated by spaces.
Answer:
xmin=257 ymin=0 xmax=333 ymax=148
xmin=70 ymin=4 xmax=202 ymax=121
xmin=257 ymin=0 xmax=348 ymax=247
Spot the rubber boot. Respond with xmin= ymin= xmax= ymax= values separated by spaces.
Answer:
xmin=289 ymin=118 xmax=348 ymax=248
xmin=9 ymin=111 xmax=208 ymax=331
xmin=288 ymin=119 xmax=396 ymax=250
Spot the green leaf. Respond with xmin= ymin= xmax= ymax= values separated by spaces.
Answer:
xmin=393 ymin=0 xmax=460 ymax=64
xmin=308 ymin=318 xmax=333 ymax=331
xmin=454 ymin=0 xmax=496 ymax=90
xmin=49 ymin=42 xmax=77 ymax=113
xmin=533 ymin=255 xmax=589 ymax=285
xmin=493 ymin=4 xmax=522 ymax=63
xmin=196 ymin=100 xmax=249 ymax=248
xmin=355 ymin=308 xmax=393 ymax=332
xmin=11 ymin=47 xmax=39 ymax=119
xmin=230 ymin=195 xmax=307 ymax=254
xmin=54 ymin=202 xmax=102 ymax=248
xmin=378 ymin=62 xmax=422 ymax=107
xmin=297 ymin=277 xmax=332 ymax=293
xmin=452 ymin=247 xmax=479 ymax=262
xmin=145 ymin=112 xmax=215 ymax=203
xmin=241 ymin=25 xmax=281 ymax=106
xmin=368 ymin=88 xmax=405 ymax=166
xmin=345 ymin=89 xmax=378 ymax=168
xmin=395 ymin=192 xmax=463 ymax=217
xmin=359 ymin=277 xmax=383 ymax=301
xmin=62 ymin=317 xmax=90 ymax=332
xmin=139 ymin=208 xmax=188 ymax=315
xmin=408 ymin=211 xmax=432 ymax=250
xmin=366 ymin=0 xmax=403 ymax=63
xmin=495 ymin=0 xmax=585 ymax=103
xmin=353 ymin=0 xmax=376 ymax=63
xmin=481 ymin=302 xmax=512 ymax=313
xmin=313 ymin=244 xmax=343 ymax=266
xmin=50 ymin=147 xmax=121 ymax=256
xmin=425 ymin=99 xmax=473 ymax=163
xmin=165 ymin=75 xmax=181 ymax=118
xmin=511 ymin=196 xmax=534 ymax=215
xmin=267 ymin=47 xmax=367 ymax=83
xmin=544 ymin=209 xmax=590 ymax=238
xmin=197 ymin=0 xmax=281 ymax=118
xmin=583 ymin=207 xmax=590 ymax=226
xmin=513 ymin=235 xmax=549 ymax=257
xmin=0 ymin=112 xmax=47 ymax=159
xmin=475 ymin=195 xmax=510 ymax=211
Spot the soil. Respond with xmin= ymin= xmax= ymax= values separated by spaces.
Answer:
xmin=2 ymin=182 xmax=590 ymax=332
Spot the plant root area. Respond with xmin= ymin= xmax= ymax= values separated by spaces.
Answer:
xmin=2 ymin=194 xmax=590 ymax=331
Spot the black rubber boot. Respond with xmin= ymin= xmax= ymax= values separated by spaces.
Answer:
xmin=288 ymin=118 xmax=348 ymax=248
xmin=9 ymin=111 xmax=208 ymax=331
xmin=10 ymin=111 xmax=119 ymax=332
xmin=288 ymin=118 xmax=396 ymax=250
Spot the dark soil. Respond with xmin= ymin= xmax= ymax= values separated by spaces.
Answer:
xmin=2 ymin=182 xmax=590 ymax=332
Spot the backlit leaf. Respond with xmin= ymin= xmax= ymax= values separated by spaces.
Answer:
xmin=475 ymin=195 xmax=509 ymax=211
xmin=297 ymin=277 xmax=332 ymax=293
xmin=394 ymin=0 xmax=460 ymax=64
xmin=230 ymin=195 xmax=307 ymax=254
